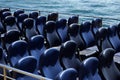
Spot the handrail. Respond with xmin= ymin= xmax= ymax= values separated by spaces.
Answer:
xmin=2 ymin=7 xmax=120 ymax=21
xmin=0 ymin=64 xmax=52 ymax=80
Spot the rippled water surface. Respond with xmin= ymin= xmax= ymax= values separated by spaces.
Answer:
xmin=0 ymin=0 xmax=120 ymax=26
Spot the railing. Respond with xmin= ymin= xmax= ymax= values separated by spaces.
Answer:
xmin=0 ymin=64 xmax=52 ymax=80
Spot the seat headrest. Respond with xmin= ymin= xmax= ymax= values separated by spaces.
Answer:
xmin=15 ymin=56 xmax=37 ymax=75
xmin=47 ymin=12 xmax=58 ymax=21
xmin=56 ymin=18 xmax=67 ymax=28
xmin=45 ymin=21 xmax=56 ymax=32
xmin=23 ymin=18 xmax=34 ymax=29
xmin=68 ymin=15 xmax=79 ymax=26
xmin=69 ymin=23 xmax=80 ymax=35
xmin=1 ymin=11 xmax=12 ymax=20
xmin=17 ymin=13 xmax=28 ymax=23
xmin=81 ymin=21 xmax=91 ymax=32
xmin=5 ymin=30 xmax=20 ymax=44
xmin=100 ymin=48 xmax=115 ymax=66
xmin=40 ymin=48 xmax=59 ymax=66
xmin=117 ymin=23 xmax=120 ymax=31
xmin=84 ymin=57 xmax=99 ymax=75
xmin=36 ymin=16 xmax=46 ymax=24
xmin=30 ymin=35 xmax=44 ymax=49
xmin=95 ymin=18 xmax=102 ymax=27
xmin=60 ymin=40 xmax=77 ymax=57
xmin=108 ymin=25 xmax=117 ymax=36
xmin=0 ymin=8 xmax=10 ymax=17
xmin=56 ymin=68 xmax=77 ymax=80
xmin=14 ymin=9 xmax=24 ymax=17
xmin=4 ymin=16 xmax=16 ymax=26
xmin=92 ymin=18 xmax=102 ymax=27
xmin=8 ymin=40 xmax=28 ymax=56
xmin=96 ymin=27 xmax=108 ymax=40
xmin=29 ymin=11 xmax=39 ymax=19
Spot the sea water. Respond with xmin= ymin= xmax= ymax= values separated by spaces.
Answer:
xmin=0 ymin=0 xmax=120 ymax=26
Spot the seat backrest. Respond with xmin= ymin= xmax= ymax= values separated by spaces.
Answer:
xmin=96 ymin=27 xmax=113 ymax=52
xmin=56 ymin=18 xmax=69 ymax=43
xmin=8 ymin=40 xmax=29 ymax=66
xmin=29 ymin=11 xmax=39 ymax=20
xmin=55 ymin=68 xmax=78 ymax=80
xmin=69 ymin=23 xmax=86 ymax=50
xmin=68 ymin=15 xmax=79 ymax=26
xmin=99 ymin=48 xmax=120 ymax=80
xmin=36 ymin=16 xmax=46 ymax=36
xmin=117 ymin=23 xmax=120 ymax=37
xmin=108 ymin=25 xmax=120 ymax=52
xmin=0 ymin=8 xmax=10 ymax=20
xmin=60 ymin=40 xmax=82 ymax=70
xmin=45 ymin=21 xmax=61 ymax=47
xmin=80 ymin=21 xmax=96 ymax=48
xmin=3 ymin=29 xmax=21 ymax=52
xmin=83 ymin=57 xmax=101 ymax=80
xmin=13 ymin=9 xmax=24 ymax=18
xmin=29 ymin=35 xmax=46 ymax=69
xmin=17 ymin=13 xmax=28 ymax=32
xmin=47 ymin=12 xmax=58 ymax=21
xmin=29 ymin=11 xmax=39 ymax=31
xmin=1 ymin=11 xmax=12 ymax=22
xmin=4 ymin=16 xmax=19 ymax=31
xmin=39 ymin=47 xmax=63 ymax=79
xmin=0 ymin=11 xmax=11 ymax=33
xmin=23 ymin=18 xmax=38 ymax=41
xmin=91 ymin=18 xmax=102 ymax=36
xmin=14 ymin=56 xmax=38 ymax=80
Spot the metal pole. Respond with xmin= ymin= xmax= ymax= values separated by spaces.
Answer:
xmin=3 ymin=67 xmax=6 ymax=80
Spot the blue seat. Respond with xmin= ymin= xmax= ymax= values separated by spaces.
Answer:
xmin=91 ymin=18 xmax=102 ymax=36
xmin=45 ymin=21 xmax=61 ymax=48
xmin=69 ymin=23 xmax=86 ymax=50
xmin=56 ymin=19 xmax=69 ymax=43
xmin=99 ymin=48 xmax=120 ymax=80
xmin=29 ymin=11 xmax=39 ymax=31
xmin=4 ymin=16 xmax=19 ymax=31
xmin=68 ymin=15 xmax=79 ymax=26
xmin=83 ymin=57 xmax=101 ymax=80
xmin=60 ymin=40 xmax=101 ymax=80
xmin=29 ymin=11 xmax=39 ymax=20
xmin=2 ymin=30 xmax=21 ymax=52
xmin=60 ymin=40 xmax=82 ymax=70
xmin=39 ymin=47 xmax=62 ymax=79
xmin=29 ymin=35 xmax=46 ymax=69
xmin=36 ymin=16 xmax=46 ymax=36
xmin=108 ymin=25 xmax=120 ymax=52
xmin=117 ymin=23 xmax=120 ymax=37
xmin=8 ymin=40 xmax=29 ymax=67
xmin=81 ymin=21 xmax=96 ymax=48
xmin=55 ymin=68 xmax=78 ymax=80
xmin=0 ymin=11 xmax=10 ymax=33
xmin=1 ymin=11 xmax=12 ymax=22
xmin=14 ymin=56 xmax=38 ymax=80
xmin=13 ymin=9 xmax=24 ymax=18
xmin=47 ymin=12 xmax=58 ymax=21
xmin=0 ymin=8 xmax=10 ymax=20
xmin=96 ymin=27 xmax=113 ymax=52
xmin=79 ymin=22 xmax=99 ymax=57
xmin=0 ymin=8 xmax=10 ymax=33
xmin=17 ymin=13 xmax=29 ymax=33
xmin=23 ymin=18 xmax=38 ymax=41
